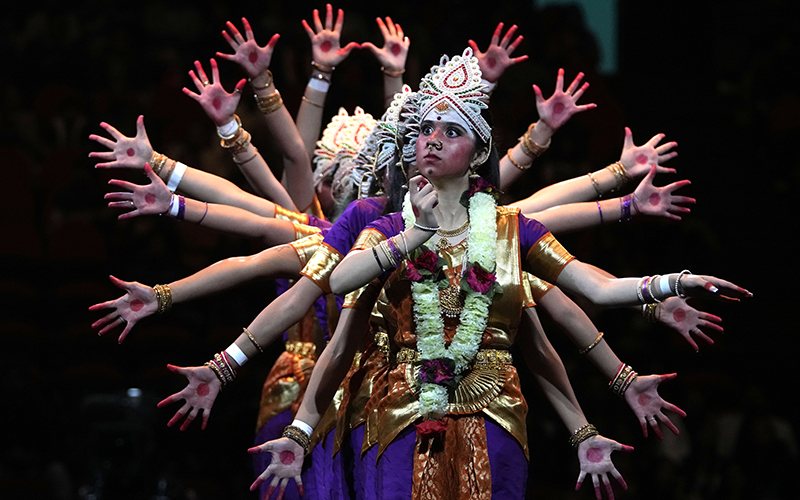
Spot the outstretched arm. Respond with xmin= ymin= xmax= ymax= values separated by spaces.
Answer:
xmin=105 ymin=164 xmax=300 ymax=246
xmin=296 ymin=4 xmax=360 ymax=161
xmin=517 ymin=307 xmax=633 ymax=500
xmin=183 ymin=57 xmax=299 ymax=211
xmin=362 ymin=16 xmax=410 ymax=105
xmin=217 ymin=18 xmax=314 ymax=212
xmin=519 ymin=165 xmax=695 ymax=232
xmin=89 ymin=116 xmax=278 ymax=217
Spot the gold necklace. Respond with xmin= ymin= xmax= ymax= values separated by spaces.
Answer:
xmin=435 ymin=218 xmax=469 ymax=252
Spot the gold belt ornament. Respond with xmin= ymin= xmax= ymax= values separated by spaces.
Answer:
xmin=285 ymin=341 xmax=316 ymax=360
xmin=374 ymin=330 xmax=390 ymax=357
xmin=395 ymin=347 xmax=512 ymax=369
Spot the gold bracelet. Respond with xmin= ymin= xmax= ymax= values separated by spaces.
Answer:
xmin=568 ymin=424 xmax=599 ymax=448
xmin=586 ymin=171 xmax=603 ymax=197
xmin=282 ymin=425 xmax=311 ymax=455
xmin=221 ymin=129 xmax=252 ymax=155
xmin=243 ymin=327 xmax=264 ymax=353
xmin=381 ymin=66 xmax=405 ymax=77
xmin=311 ymin=60 xmax=334 ymax=72
xmin=153 ymin=284 xmax=172 ymax=314
xmin=232 ymin=146 xmax=259 ymax=165
xmin=519 ymin=122 xmax=550 ymax=159
xmin=204 ymin=360 xmax=225 ymax=387
xmin=606 ymin=161 xmax=631 ymax=191
xmin=643 ymin=303 xmax=659 ymax=323
xmin=507 ymin=148 xmax=531 ymax=171
xmin=254 ymin=91 xmax=283 ymax=115
xmin=249 ymin=69 xmax=273 ymax=89
xmin=150 ymin=152 xmax=168 ymax=176
xmin=301 ymin=95 xmax=324 ymax=108
xmin=578 ymin=332 xmax=604 ymax=355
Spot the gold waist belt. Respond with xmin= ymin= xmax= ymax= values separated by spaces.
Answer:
xmin=285 ymin=341 xmax=316 ymax=360
xmin=396 ymin=347 xmax=512 ymax=370
xmin=374 ymin=330 xmax=390 ymax=357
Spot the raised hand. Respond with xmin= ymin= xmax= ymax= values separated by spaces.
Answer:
xmin=249 ymin=437 xmax=305 ymax=499
xmin=216 ymin=17 xmax=280 ymax=79
xmin=624 ymin=373 xmax=687 ymax=439
xmin=409 ymin=175 xmax=439 ymax=230
xmin=678 ymin=274 xmax=752 ymax=302
xmin=631 ymin=165 xmax=695 ymax=220
xmin=534 ymin=69 xmax=597 ymax=132
xmin=89 ymin=275 xmax=158 ymax=342
xmin=619 ymin=127 xmax=678 ymax=178
xmin=576 ymin=435 xmax=633 ymax=500
xmin=183 ymin=59 xmax=246 ymax=126
xmin=361 ymin=17 xmax=409 ymax=75
xmin=89 ymin=115 xmax=153 ymax=170
xmin=468 ymin=22 xmax=528 ymax=83
xmin=157 ymin=364 xmax=221 ymax=431
xmin=105 ymin=163 xmax=171 ymax=219
xmin=657 ymin=297 xmax=723 ymax=351
xmin=302 ymin=4 xmax=359 ymax=69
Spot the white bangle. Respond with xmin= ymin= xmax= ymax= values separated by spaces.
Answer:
xmin=659 ymin=274 xmax=673 ymax=297
xmin=168 ymin=194 xmax=180 ymax=217
xmin=308 ymin=77 xmax=330 ymax=93
xmin=290 ymin=419 xmax=314 ymax=437
xmin=481 ymin=79 xmax=497 ymax=95
xmin=166 ymin=162 xmax=187 ymax=192
xmin=225 ymin=343 xmax=248 ymax=367
xmin=216 ymin=118 xmax=239 ymax=139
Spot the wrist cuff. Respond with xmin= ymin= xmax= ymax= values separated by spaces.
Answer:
xmin=225 ymin=343 xmax=248 ymax=367
xmin=166 ymin=162 xmax=187 ymax=192
xmin=291 ymin=419 xmax=314 ymax=437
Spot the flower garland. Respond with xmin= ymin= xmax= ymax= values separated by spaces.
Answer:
xmin=402 ymin=181 xmax=498 ymax=419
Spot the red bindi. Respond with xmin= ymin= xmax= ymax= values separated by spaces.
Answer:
xmin=553 ymin=102 xmax=565 ymax=115
xmin=145 ymin=194 xmax=156 ymax=204
xmin=649 ymin=193 xmax=661 ymax=206
xmin=280 ymin=450 xmax=295 ymax=465
xmin=212 ymin=98 xmax=221 ymax=110
xmin=127 ymin=148 xmax=135 ymax=157
xmin=249 ymin=50 xmax=258 ymax=63
xmin=196 ymin=383 xmax=210 ymax=397
xmin=130 ymin=299 xmax=144 ymax=312
xmin=586 ymin=447 xmax=604 ymax=463
xmin=636 ymin=154 xmax=648 ymax=165
xmin=487 ymin=57 xmax=496 ymax=69
xmin=638 ymin=394 xmax=651 ymax=406
xmin=391 ymin=43 xmax=401 ymax=56
xmin=672 ymin=308 xmax=686 ymax=323
xmin=320 ymin=41 xmax=332 ymax=53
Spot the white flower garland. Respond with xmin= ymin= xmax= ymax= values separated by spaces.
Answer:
xmin=402 ymin=189 xmax=497 ymax=419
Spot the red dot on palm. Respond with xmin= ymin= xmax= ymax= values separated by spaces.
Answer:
xmin=390 ymin=43 xmax=401 ymax=56
xmin=145 ymin=194 xmax=156 ymax=204
xmin=127 ymin=148 xmax=135 ymax=157
xmin=280 ymin=450 xmax=295 ymax=465
xmin=638 ymin=394 xmax=651 ymax=406
xmin=649 ymin=193 xmax=661 ymax=206
xmin=249 ymin=50 xmax=258 ymax=63
xmin=487 ymin=57 xmax=496 ymax=68
xmin=636 ymin=154 xmax=648 ymax=164
xmin=212 ymin=97 xmax=222 ymax=110
xmin=130 ymin=299 xmax=144 ymax=312
xmin=673 ymin=308 xmax=686 ymax=322
xmin=320 ymin=41 xmax=332 ymax=52
xmin=553 ymin=102 xmax=565 ymax=115
xmin=196 ymin=383 xmax=210 ymax=397
xmin=586 ymin=447 xmax=604 ymax=463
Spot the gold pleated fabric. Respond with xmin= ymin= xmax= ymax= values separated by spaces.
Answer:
xmin=289 ymin=232 xmax=324 ymax=267
xmin=524 ymin=232 xmax=575 ymax=283
xmin=274 ymin=204 xmax=310 ymax=225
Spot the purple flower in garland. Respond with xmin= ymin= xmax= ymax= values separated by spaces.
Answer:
xmin=419 ymin=358 xmax=457 ymax=388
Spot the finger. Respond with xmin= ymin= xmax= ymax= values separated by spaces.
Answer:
xmin=655 ymin=141 xmax=678 ymax=154
xmin=108 ymin=274 xmax=136 ymax=293
xmin=276 ymin=477 xmax=289 ymax=500
xmin=576 ymin=470 xmax=586 ymax=491
xmin=143 ymin=162 xmax=159 ymax=183
xmin=565 ymin=71 xmax=585 ymax=95
xmin=591 ymin=473 xmax=601 ymax=500
xmin=340 ymin=42 xmax=359 ymax=56
xmin=384 ymin=16 xmax=396 ymax=37
xmin=643 ymin=164 xmax=658 ymax=184
xmin=654 ymin=165 xmax=677 ymax=175
xmin=467 ymin=39 xmax=479 ymax=55
xmin=572 ymin=81 xmax=590 ymax=100
xmin=682 ymin=332 xmax=700 ymax=352
xmin=508 ymin=35 xmax=524 ymax=54
xmin=663 ymin=401 xmax=687 ymax=418
xmin=649 ymin=418 xmax=664 ymax=440
xmin=107 ymin=200 xmax=134 ymax=210
xmin=532 ymin=84 xmax=544 ymax=106
xmin=180 ymin=407 xmax=199 ymax=431
xmin=360 ymin=41 xmax=380 ymax=56
xmin=575 ymin=103 xmax=598 ymax=112
xmin=301 ymin=19 xmax=315 ymax=38
xmin=104 ymin=192 xmax=133 ymax=201
xmin=663 ymin=179 xmax=691 ymax=192
xmin=250 ymin=475 xmax=265 ymax=492
xmin=88 ymin=136 xmax=116 ymax=150
xmin=156 ymin=392 xmax=180 ymax=408
xmin=510 ymin=54 xmax=528 ymax=64
xmin=210 ymin=58 xmax=220 ymax=84
xmin=165 ymin=363 xmax=191 ymax=376
xmin=99 ymin=122 xmax=124 ymax=140
xmin=500 ymin=24 xmax=518 ymax=48
xmin=201 ymin=409 xmax=211 ymax=430
xmin=91 ymin=310 xmax=118 ymax=329
xmin=657 ymin=151 xmax=679 ymax=163
xmin=187 ymin=69 xmax=204 ymax=92
xmin=396 ymin=24 xmax=405 ymax=40
xmin=107 ymin=179 xmax=139 ymax=191
xmin=242 ymin=17 xmax=254 ymax=40
xmin=491 ymin=22 xmax=503 ymax=46
xmin=226 ymin=20 xmax=245 ymax=44
xmin=221 ymin=30 xmax=237 ymax=50
xmin=88 ymin=299 xmax=115 ymax=312
xmin=611 ymin=468 xmax=628 ymax=490
xmin=117 ymin=323 xmax=133 ymax=344
xmin=296 ymin=476 xmax=304 ymax=496
xmin=613 ymin=442 xmax=634 ymax=453
xmin=698 ymin=311 xmax=723 ymax=323
xmin=166 ymin=403 xmax=190 ymax=426
xmin=193 ymin=60 xmax=210 ymax=85
xmin=182 ymin=86 xmax=201 ymax=102
xmin=646 ymin=133 xmax=665 ymax=148
xmin=623 ymin=127 xmax=633 ymax=149
xmin=136 ymin=115 xmax=149 ymax=142
xmin=658 ymin=413 xmax=680 ymax=435
xmin=118 ymin=209 xmax=141 ymax=220
xmin=265 ymin=476 xmax=280 ymax=500
xmin=601 ymin=474 xmax=614 ymax=500
xmin=698 ymin=319 xmax=723 ymax=332
xmin=555 ymin=67 xmax=565 ymax=92
xmin=638 ymin=416 xmax=648 ymax=437
xmin=326 ymin=4 xmax=335 ymax=32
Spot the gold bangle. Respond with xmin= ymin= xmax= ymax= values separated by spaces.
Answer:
xmin=204 ymin=360 xmax=225 ymax=387
xmin=606 ymin=161 xmax=631 ymax=191
xmin=243 ymin=327 xmax=264 ymax=353
xmin=232 ymin=146 xmax=259 ymax=165
xmin=519 ymin=122 xmax=550 ymax=159
xmin=507 ymin=148 xmax=531 ymax=171
xmin=282 ymin=425 xmax=311 ymax=455
xmin=150 ymin=152 xmax=168 ymax=176
xmin=249 ymin=69 xmax=273 ymax=89
xmin=254 ymin=91 xmax=284 ymax=115
xmin=381 ymin=66 xmax=405 ymax=77
xmin=568 ymin=424 xmax=599 ymax=448
xmin=586 ymin=172 xmax=603 ymax=197
xmin=578 ymin=332 xmax=604 ymax=355
xmin=301 ymin=95 xmax=324 ymax=108
xmin=643 ymin=303 xmax=659 ymax=323
xmin=221 ymin=129 xmax=251 ymax=155
xmin=153 ymin=284 xmax=172 ymax=314
xmin=311 ymin=60 xmax=334 ymax=72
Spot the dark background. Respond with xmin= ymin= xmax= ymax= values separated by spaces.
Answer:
xmin=1 ymin=1 xmax=796 ymax=499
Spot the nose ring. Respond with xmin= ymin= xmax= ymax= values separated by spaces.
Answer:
xmin=427 ymin=139 xmax=442 ymax=151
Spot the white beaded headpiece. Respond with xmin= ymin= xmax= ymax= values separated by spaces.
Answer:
xmin=417 ymin=47 xmax=490 ymax=143
xmin=313 ymin=107 xmax=377 ymax=186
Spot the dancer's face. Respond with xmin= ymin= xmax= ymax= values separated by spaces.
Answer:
xmin=416 ymin=119 xmax=477 ymax=181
